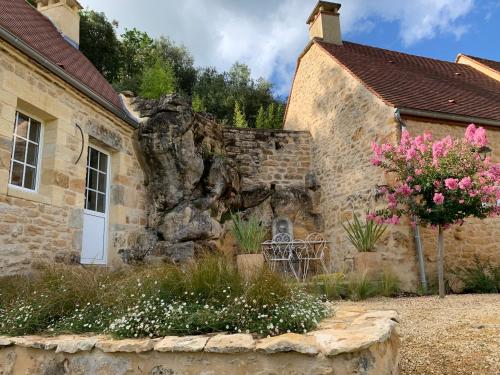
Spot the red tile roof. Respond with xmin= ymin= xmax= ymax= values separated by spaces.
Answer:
xmin=0 ymin=0 xmax=124 ymax=113
xmin=464 ymin=54 xmax=500 ymax=74
xmin=316 ymin=41 xmax=500 ymax=122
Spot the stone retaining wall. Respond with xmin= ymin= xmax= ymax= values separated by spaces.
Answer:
xmin=0 ymin=307 xmax=400 ymax=375
xmin=223 ymin=128 xmax=312 ymax=190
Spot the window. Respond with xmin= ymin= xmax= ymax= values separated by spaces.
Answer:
xmin=84 ymin=147 xmax=108 ymax=214
xmin=9 ymin=112 xmax=42 ymax=191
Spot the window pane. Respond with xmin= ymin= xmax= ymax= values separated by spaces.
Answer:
xmin=29 ymin=120 xmax=41 ymax=143
xmin=98 ymin=153 xmax=108 ymax=172
xmin=13 ymin=138 xmax=27 ymax=162
xmin=10 ymin=161 xmax=24 ymax=187
xmin=97 ymin=172 xmax=106 ymax=193
xmin=26 ymin=142 xmax=39 ymax=166
xmin=89 ymin=148 xmax=99 ymax=169
xmin=96 ymin=193 xmax=106 ymax=213
xmin=24 ymin=166 xmax=36 ymax=190
xmin=16 ymin=113 xmax=29 ymax=138
xmin=88 ymin=169 xmax=98 ymax=190
xmin=86 ymin=190 xmax=97 ymax=211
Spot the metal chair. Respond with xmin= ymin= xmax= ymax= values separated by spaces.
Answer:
xmin=301 ymin=233 xmax=329 ymax=279
xmin=267 ymin=233 xmax=299 ymax=280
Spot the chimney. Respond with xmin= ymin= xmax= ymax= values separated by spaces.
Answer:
xmin=307 ymin=1 xmax=342 ymax=45
xmin=36 ymin=0 xmax=83 ymax=48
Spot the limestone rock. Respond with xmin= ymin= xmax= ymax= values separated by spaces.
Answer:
xmin=256 ymin=333 xmax=319 ymax=355
xmin=53 ymin=335 xmax=100 ymax=354
xmin=10 ymin=336 xmax=57 ymax=350
xmin=205 ymin=334 xmax=255 ymax=353
xmin=0 ymin=337 xmax=12 ymax=346
xmin=154 ymin=335 xmax=208 ymax=352
xmin=96 ymin=338 xmax=154 ymax=353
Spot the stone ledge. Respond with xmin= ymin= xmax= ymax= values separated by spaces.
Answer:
xmin=0 ymin=306 xmax=399 ymax=358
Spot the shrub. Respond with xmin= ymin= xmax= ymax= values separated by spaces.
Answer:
xmin=139 ymin=60 xmax=176 ymax=99
xmin=342 ymin=213 xmax=387 ymax=252
xmin=451 ymin=255 xmax=499 ymax=294
xmin=307 ymin=273 xmax=346 ymax=300
xmin=347 ymin=271 xmax=378 ymax=301
xmin=231 ymin=213 xmax=267 ymax=254
xmin=377 ymin=269 xmax=400 ymax=297
xmin=0 ymin=255 xmax=328 ymax=338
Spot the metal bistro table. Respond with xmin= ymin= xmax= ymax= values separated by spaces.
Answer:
xmin=261 ymin=233 xmax=331 ymax=281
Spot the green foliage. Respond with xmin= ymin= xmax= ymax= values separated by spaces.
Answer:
xmin=377 ymin=269 xmax=400 ymax=297
xmin=138 ymin=60 xmax=176 ymax=99
xmin=0 ymin=256 xmax=328 ymax=338
xmin=79 ymin=10 xmax=121 ymax=82
xmin=451 ymin=255 xmax=499 ymax=293
xmin=233 ymin=101 xmax=248 ymax=128
xmin=347 ymin=271 xmax=378 ymax=301
xmin=191 ymin=94 xmax=206 ymax=112
xmin=255 ymin=103 xmax=285 ymax=129
xmin=307 ymin=273 xmax=347 ymax=300
xmin=255 ymin=106 xmax=266 ymax=128
xmin=231 ymin=212 xmax=267 ymax=254
xmin=342 ymin=213 xmax=387 ymax=252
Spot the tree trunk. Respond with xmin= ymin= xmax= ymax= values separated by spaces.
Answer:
xmin=437 ymin=225 xmax=445 ymax=299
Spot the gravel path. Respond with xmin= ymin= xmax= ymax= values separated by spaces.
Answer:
xmin=336 ymin=294 xmax=500 ymax=375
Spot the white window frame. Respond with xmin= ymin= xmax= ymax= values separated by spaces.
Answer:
xmin=8 ymin=111 xmax=44 ymax=193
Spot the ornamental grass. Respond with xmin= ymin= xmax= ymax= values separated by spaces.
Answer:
xmin=0 ymin=254 xmax=328 ymax=338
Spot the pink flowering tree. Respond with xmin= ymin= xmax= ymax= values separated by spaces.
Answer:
xmin=370 ymin=124 xmax=500 ymax=298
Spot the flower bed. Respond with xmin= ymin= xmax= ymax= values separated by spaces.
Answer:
xmin=0 ymin=255 xmax=328 ymax=338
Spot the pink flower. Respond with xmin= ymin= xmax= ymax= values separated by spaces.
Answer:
xmin=433 ymin=193 xmax=445 ymax=205
xmin=401 ymin=131 xmax=411 ymax=147
xmin=396 ymin=184 xmax=412 ymax=197
xmin=465 ymin=124 xmax=477 ymax=144
xmin=387 ymin=193 xmax=398 ymax=209
xmin=371 ymin=158 xmax=382 ymax=166
xmin=389 ymin=215 xmax=400 ymax=225
xmin=414 ymin=185 xmax=422 ymax=192
xmin=465 ymin=124 xmax=488 ymax=148
xmin=371 ymin=142 xmax=383 ymax=157
xmin=458 ymin=176 xmax=472 ymax=190
xmin=415 ymin=168 xmax=423 ymax=176
xmin=444 ymin=178 xmax=459 ymax=190
xmin=433 ymin=180 xmax=441 ymax=188
xmin=406 ymin=147 xmax=417 ymax=161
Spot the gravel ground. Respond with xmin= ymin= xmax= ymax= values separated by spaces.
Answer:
xmin=336 ymin=294 xmax=500 ymax=375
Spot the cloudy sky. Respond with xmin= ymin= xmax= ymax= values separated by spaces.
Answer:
xmin=79 ymin=0 xmax=500 ymax=97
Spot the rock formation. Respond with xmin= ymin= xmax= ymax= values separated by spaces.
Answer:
xmin=121 ymin=95 xmax=322 ymax=263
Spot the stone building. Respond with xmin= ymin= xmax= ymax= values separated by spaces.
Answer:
xmin=0 ymin=0 xmax=146 ymax=274
xmin=284 ymin=1 xmax=500 ymax=288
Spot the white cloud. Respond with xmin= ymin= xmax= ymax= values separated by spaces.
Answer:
xmin=79 ymin=0 xmax=474 ymax=96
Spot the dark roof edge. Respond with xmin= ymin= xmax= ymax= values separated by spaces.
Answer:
xmin=0 ymin=25 xmax=139 ymax=129
xmin=398 ymin=107 xmax=500 ymax=127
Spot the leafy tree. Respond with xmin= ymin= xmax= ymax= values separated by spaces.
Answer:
xmin=233 ymin=101 xmax=248 ymax=128
xmin=139 ymin=60 xmax=176 ymax=99
xmin=370 ymin=125 xmax=500 ymax=298
xmin=116 ymin=28 xmax=156 ymax=93
xmin=192 ymin=94 xmax=206 ymax=113
xmin=255 ymin=106 xmax=266 ymax=129
xmin=154 ymin=37 xmax=197 ymax=95
xmin=79 ymin=10 xmax=121 ymax=82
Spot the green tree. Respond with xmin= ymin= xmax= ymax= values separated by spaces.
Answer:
xmin=154 ymin=37 xmax=197 ymax=95
xmin=192 ymin=94 xmax=206 ymax=113
xmin=139 ymin=60 xmax=176 ymax=99
xmin=255 ymin=106 xmax=266 ymax=129
xmin=116 ymin=28 xmax=156 ymax=93
xmin=79 ymin=10 xmax=121 ymax=82
xmin=233 ymin=101 xmax=248 ymax=128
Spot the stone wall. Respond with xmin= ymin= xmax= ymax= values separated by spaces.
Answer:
xmin=0 ymin=39 xmax=146 ymax=275
xmin=223 ymin=128 xmax=312 ymax=190
xmin=284 ymin=43 xmax=418 ymax=289
xmin=404 ymin=118 xmax=500 ymax=285
xmin=0 ymin=306 xmax=400 ymax=375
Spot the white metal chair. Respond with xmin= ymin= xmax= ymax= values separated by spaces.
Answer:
xmin=267 ymin=233 xmax=299 ymax=280
xmin=301 ymin=233 xmax=329 ymax=279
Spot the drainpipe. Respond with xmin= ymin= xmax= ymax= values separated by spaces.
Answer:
xmin=394 ymin=109 xmax=428 ymax=293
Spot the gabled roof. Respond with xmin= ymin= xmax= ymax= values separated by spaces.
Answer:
xmin=315 ymin=40 xmax=500 ymax=122
xmin=463 ymin=54 xmax=500 ymax=74
xmin=0 ymin=0 xmax=136 ymax=126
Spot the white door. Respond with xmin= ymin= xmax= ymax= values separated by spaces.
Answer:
xmin=81 ymin=146 xmax=109 ymax=265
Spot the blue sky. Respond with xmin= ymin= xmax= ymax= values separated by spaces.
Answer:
xmin=79 ymin=0 xmax=500 ymax=97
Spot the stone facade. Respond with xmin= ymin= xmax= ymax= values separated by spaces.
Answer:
xmin=285 ymin=43 xmax=419 ymax=289
xmin=0 ymin=306 xmax=400 ymax=375
xmin=0 ymin=39 xmax=146 ymax=275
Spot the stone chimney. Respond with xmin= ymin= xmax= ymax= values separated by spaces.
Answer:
xmin=36 ymin=0 xmax=83 ymax=48
xmin=307 ymin=1 xmax=342 ymax=45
